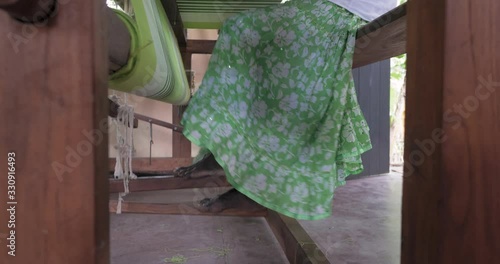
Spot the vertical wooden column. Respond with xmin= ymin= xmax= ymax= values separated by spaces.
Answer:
xmin=403 ymin=0 xmax=500 ymax=263
xmin=0 ymin=0 xmax=109 ymax=263
xmin=172 ymin=51 xmax=192 ymax=158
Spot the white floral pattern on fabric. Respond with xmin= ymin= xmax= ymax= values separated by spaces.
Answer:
xmin=181 ymin=0 xmax=372 ymax=220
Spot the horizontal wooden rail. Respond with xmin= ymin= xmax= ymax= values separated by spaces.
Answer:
xmin=109 ymin=174 xmax=230 ymax=193
xmin=353 ymin=3 xmax=407 ymax=68
xmin=108 ymin=157 xmax=192 ymax=173
xmin=134 ymin=113 xmax=184 ymax=133
xmin=109 ymin=200 xmax=268 ymax=217
xmin=184 ymin=3 xmax=407 ymax=68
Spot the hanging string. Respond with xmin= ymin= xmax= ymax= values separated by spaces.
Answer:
xmin=112 ymin=94 xmax=137 ymax=214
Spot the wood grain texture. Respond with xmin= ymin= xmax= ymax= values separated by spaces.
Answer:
xmin=266 ymin=211 xmax=329 ymax=264
xmin=134 ymin=113 xmax=183 ymax=133
xmin=109 ymin=200 xmax=267 ymax=217
xmin=353 ymin=15 xmax=406 ymax=68
xmin=108 ymin=157 xmax=193 ymax=173
xmin=172 ymin=51 xmax=192 ymax=158
xmin=186 ymin=19 xmax=406 ymax=69
xmin=0 ymin=0 xmax=109 ymax=263
xmin=160 ymin=0 xmax=186 ymax=47
xmin=109 ymin=174 xmax=230 ymax=193
xmin=182 ymin=39 xmax=216 ymax=54
xmin=402 ymin=0 xmax=500 ymax=263
xmin=184 ymin=3 xmax=407 ymax=68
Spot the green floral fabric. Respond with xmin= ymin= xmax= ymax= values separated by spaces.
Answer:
xmin=181 ymin=0 xmax=372 ymax=220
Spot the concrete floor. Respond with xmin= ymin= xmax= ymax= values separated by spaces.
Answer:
xmin=111 ymin=173 xmax=402 ymax=264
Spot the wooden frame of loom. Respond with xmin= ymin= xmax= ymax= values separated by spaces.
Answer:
xmin=2 ymin=0 xmax=499 ymax=263
xmin=108 ymin=2 xmax=408 ymax=264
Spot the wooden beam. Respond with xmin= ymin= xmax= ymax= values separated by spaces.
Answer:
xmin=109 ymin=200 xmax=267 ymax=217
xmin=109 ymin=98 xmax=184 ymax=131
xmin=353 ymin=16 xmax=406 ymax=68
xmin=402 ymin=0 xmax=500 ymax=263
xmin=182 ymin=39 xmax=216 ymax=54
xmin=266 ymin=211 xmax=329 ymax=264
xmin=185 ymin=3 xmax=407 ymax=68
xmin=109 ymin=174 xmax=230 ymax=193
xmin=161 ymin=0 xmax=186 ymax=47
xmin=135 ymin=113 xmax=184 ymax=133
xmin=356 ymin=3 xmax=406 ymax=39
xmin=352 ymin=4 xmax=407 ymax=68
xmin=108 ymin=157 xmax=192 ymax=173
xmin=172 ymin=51 xmax=192 ymax=158
xmin=0 ymin=0 xmax=109 ymax=262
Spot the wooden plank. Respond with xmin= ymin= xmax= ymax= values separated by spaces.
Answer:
xmin=184 ymin=3 xmax=407 ymax=68
xmin=402 ymin=0 xmax=500 ymax=263
xmin=161 ymin=0 xmax=186 ymax=47
xmin=356 ymin=3 xmax=407 ymax=38
xmin=352 ymin=15 xmax=406 ymax=68
xmin=186 ymin=20 xmax=406 ymax=68
xmin=135 ymin=113 xmax=183 ymax=133
xmin=109 ymin=175 xmax=230 ymax=193
xmin=266 ymin=211 xmax=329 ymax=264
xmin=0 ymin=0 xmax=109 ymax=263
xmin=108 ymin=157 xmax=193 ymax=172
xmin=183 ymin=39 xmax=216 ymax=54
xmin=0 ymin=0 xmax=57 ymax=23
xmin=109 ymin=200 xmax=267 ymax=217
xmin=172 ymin=51 xmax=192 ymax=158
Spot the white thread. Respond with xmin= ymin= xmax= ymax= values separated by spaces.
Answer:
xmin=112 ymin=95 xmax=137 ymax=206
xmin=116 ymin=192 xmax=125 ymax=214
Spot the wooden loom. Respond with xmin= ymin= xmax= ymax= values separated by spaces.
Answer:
xmin=1 ymin=0 xmax=499 ymax=263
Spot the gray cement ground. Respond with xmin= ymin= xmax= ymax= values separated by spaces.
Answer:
xmin=111 ymin=173 xmax=402 ymax=264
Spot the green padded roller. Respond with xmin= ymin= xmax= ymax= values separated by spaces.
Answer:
xmin=108 ymin=0 xmax=190 ymax=105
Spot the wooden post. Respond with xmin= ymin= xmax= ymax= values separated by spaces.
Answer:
xmin=403 ymin=0 xmax=500 ymax=263
xmin=172 ymin=51 xmax=192 ymax=158
xmin=0 ymin=0 xmax=109 ymax=263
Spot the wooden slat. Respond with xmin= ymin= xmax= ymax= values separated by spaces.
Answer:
xmin=0 ymin=0 xmax=109 ymax=263
xmin=356 ymin=3 xmax=407 ymax=38
xmin=172 ymin=51 xmax=192 ymax=158
xmin=109 ymin=200 xmax=267 ymax=217
xmin=134 ymin=113 xmax=183 ymax=133
xmin=266 ymin=211 xmax=329 ymax=264
xmin=109 ymin=175 xmax=230 ymax=193
xmin=182 ymin=39 xmax=215 ymax=54
xmin=161 ymin=0 xmax=186 ymax=47
xmin=402 ymin=0 xmax=500 ymax=263
xmin=184 ymin=3 xmax=407 ymax=68
xmin=108 ymin=157 xmax=192 ymax=173
xmin=352 ymin=15 xmax=406 ymax=68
